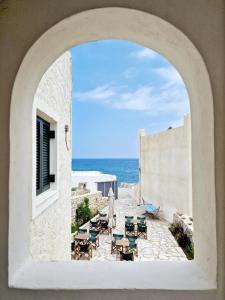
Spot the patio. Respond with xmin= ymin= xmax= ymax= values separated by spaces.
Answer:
xmin=88 ymin=188 xmax=187 ymax=261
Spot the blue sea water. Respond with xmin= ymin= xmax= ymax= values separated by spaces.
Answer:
xmin=72 ymin=158 xmax=139 ymax=184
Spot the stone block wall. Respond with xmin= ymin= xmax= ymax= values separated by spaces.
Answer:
xmin=71 ymin=191 xmax=108 ymax=223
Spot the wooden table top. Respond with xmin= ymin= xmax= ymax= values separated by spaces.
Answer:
xmin=74 ymin=233 xmax=89 ymax=240
xmin=116 ymin=238 xmax=129 ymax=247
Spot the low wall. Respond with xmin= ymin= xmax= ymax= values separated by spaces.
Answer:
xmin=140 ymin=115 xmax=192 ymax=222
xmin=71 ymin=191 xmax=108 ymax=223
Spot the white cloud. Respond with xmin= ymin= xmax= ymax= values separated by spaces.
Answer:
xmin=154 ymin=66 xmax=184 ymax=86
xmin=131 ymin=48 xmax=158 ymax=60
xmin=73 ymin=65 xmax=189 ymax=116
xmin=74 ymin=81 xmax=189 ymax=117
xmin=74 ymin=85 xmax=116 ymax=102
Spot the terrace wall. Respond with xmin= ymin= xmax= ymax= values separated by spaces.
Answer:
xmin=140 ymin=114 xmax=192 ymax=221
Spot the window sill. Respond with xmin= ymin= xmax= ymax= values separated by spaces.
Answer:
xmin=33 ymin=189 xmax=58 ymax=219
xmin=9 ymin=260 xmax=216 ymax=290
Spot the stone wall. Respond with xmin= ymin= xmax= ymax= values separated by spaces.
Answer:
xmin=30 ymin=52 xmax=72 ymax=261
xmin=140 ymin=115 xmax=192 ymax=222
xmin=71 ymin=191 xmax=108 ymax=223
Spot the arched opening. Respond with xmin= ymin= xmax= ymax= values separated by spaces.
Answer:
xmin=9 ymin=7 xmax=216 ymax=289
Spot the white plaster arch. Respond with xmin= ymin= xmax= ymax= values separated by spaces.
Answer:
xmin=9 ymin=7 xmax=216 ymax=289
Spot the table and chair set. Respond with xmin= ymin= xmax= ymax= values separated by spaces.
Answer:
xmin=111 ymin=215 xmax=148 ymax=261
xmin=72 ymin=212 xmax=148 ymax=261
xmin=71 ymin=212 xmax=116 ymax=260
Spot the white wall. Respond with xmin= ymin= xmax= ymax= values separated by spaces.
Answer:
xmin=6 ymin=4 xmax=221 ymax=296
xmin=140 ymin=115 xmax=192 ymax=221
xmin=71 ymin=171 xmax=116 ymax=193
xmin=30 ymin=52 xmax=72 ymax=260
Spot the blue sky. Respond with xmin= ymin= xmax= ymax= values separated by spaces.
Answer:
xmin=71 ymin=40 xmax=189 ymax=159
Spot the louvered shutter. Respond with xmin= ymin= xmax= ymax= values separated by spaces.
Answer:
xmin=36 ymin=117 xmax=51 ymax=195
xmin=42 ymin=121 xmax=50 ymax=191
xmin=36 ymin=119 xmax=41 ymax=194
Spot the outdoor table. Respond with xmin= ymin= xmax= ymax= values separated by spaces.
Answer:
xmin=116 ymin=238 xmax=129 ymax=252
xmin=132 ymin=219 xmax=138 ymax=225
xmin=74 ymin=233 xmax=89 ymax=241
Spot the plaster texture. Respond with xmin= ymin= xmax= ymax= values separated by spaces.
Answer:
xmin=140 ymin=115 xmax=192 ymax=221
xmin=7 ymin=6 xmax=217 ymax=291
xmin=30 ymin=52 xmax=72 ymax=260
xmin=0 ymin=1 xmax=224 ymax=299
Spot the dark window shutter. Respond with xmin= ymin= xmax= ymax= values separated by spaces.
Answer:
xmin=42 ymin=122 xmax=50 ymax=191
xmin=36 ymin=117 xmax=50 ymax=195
xmin=36 ymin=119 xmax=41 ymax=194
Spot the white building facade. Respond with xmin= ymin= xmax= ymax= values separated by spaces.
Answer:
xmin=30 ymin=52 xmax=72 ymax=261
xmin=71 ymin=171 xmax=118 ymax=198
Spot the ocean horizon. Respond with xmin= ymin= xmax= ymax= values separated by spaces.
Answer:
xmin=72 ymin=158 xmax=139 ymax=184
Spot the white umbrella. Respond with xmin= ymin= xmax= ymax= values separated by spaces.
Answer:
xmin=108 ymin=187 xmax=115 ymax=231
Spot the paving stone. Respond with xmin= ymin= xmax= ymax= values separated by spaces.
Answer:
xmin=73 ymin=188 xmax=187 ymax=262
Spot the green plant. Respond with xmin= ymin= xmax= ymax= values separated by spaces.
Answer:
xmin=71 ymin=187 xmax=77 ymax=192
xmin=186 ymin=244 xmax=194 ymax=259
xmin=71 ymin=223 xmax=78 ymax=233
xmin=76 ymin=197 xmax=92 ymax=225
xmin=169 ymin=223 xmax=178 ymax=235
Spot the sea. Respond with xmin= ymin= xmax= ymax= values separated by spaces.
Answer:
xmin=72 ymin=158 xmax=139 ymax=184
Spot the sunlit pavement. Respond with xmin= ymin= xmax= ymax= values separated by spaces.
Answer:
xmin=91 ymin=188 xmax=187 ymax=261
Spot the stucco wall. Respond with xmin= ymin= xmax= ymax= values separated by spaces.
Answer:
xmin=30 ymin=52 xmax=72 ymax=260
xmin=0 ymin=1 xmax=224 ymax=299
xmin=140 ymin=115 xmax=192 ymax=221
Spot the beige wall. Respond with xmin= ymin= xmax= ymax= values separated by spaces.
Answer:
xmin=140 ymin=115 xmax=192 ymax=221
xmin=30 ymin=52 xmax=72 ymax=260
xmin=0 ymin=1 xmax=224 ymax=299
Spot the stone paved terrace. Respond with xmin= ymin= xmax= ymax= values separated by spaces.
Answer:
xmin=89 ymin=187 xmax=187 ymax=262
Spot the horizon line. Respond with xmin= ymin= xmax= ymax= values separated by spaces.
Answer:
xmin=72 ymin=157 xmax=139 ymax=160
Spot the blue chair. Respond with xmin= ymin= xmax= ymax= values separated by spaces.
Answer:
xmin=142 ymin=201 xmax=160 ymax=219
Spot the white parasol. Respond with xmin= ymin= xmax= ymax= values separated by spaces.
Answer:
xmin=108 ymin=187 xmax=115 ymax=230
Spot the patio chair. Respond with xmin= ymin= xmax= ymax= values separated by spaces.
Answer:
xmin=71 ymin=241 xmax=75 ymax=252
xmin=111 ymin=233 xmax=124 ymax=254
xmin=142 ymin=199 xmax=160 ymax=219
xmin=88 ymin=229 xmax=100 ymax=249
xmin=125 ymin=216 xmax=134 ymax=223
xmin=90 ymin=220 xmax=100 ymax=230
xmin=74 ymin=241 xmax=92 ymax=260
xmin=119 ymin=250 xmax=134 ymax=261
xmin=100 ymin=220 xmax=109 ymax=234
xmin=125 ymin=222 xmax=135 ymax=236
xmin=137 ymin=216 xmax=146 ymax=223
xmin=137 ymin=223 xmax=147 ymax=239
xmin=127 ymin=235 xmax=138 ymax=256
xmin=78 ymin=228 xmax=87 ymax=234
xmin=113 ymin=213 xmax=116 ymax=227
xmin=99 ymin=212 xmax=107 ymax=218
